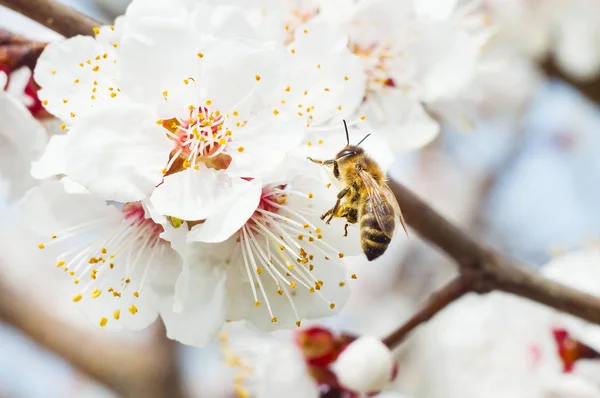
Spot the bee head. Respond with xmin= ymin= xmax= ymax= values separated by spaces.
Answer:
xmin=335 ymin=145 xmax=364 ymax=161
xmin=335 ymin=120 xmax=370 ymax=162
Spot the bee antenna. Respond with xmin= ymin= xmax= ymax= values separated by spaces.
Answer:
xmin=343 ymin=119 xmax=350 ymax=145
xmin=356 ymin=133 xmax=371 ymax=147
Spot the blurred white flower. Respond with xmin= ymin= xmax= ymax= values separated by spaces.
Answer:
xmin=485 ymin=0 xmax=600 ymax=81
xmin=398 ymin=248 xmax=600 ymax=398
xmin=161 ymin=160 xmax=360 ymax=345
xmin=20 ymin=182 xmax=181 ymax=331
xmin=0 ymin=67 xmax=47 ymax=201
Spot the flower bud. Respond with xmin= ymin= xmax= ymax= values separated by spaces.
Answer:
xmin=331 ymin=336 xmax=394 ymax=394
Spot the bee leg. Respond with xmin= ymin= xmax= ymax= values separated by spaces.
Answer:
xmin=307 ymin=157 xmax=336 ymax=166
xmin=324 ymin=187 xmax=350 ymax=224
xmin=344 ymin=224 xmax=349 ymax=237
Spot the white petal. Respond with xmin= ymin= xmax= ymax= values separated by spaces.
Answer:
xmin=34 ymin=36 xmax=116 ymax=121
xmin=332 ymin=336 xmax=394 ymax=393
xmin=187 ymin=179 xmax=262 ymax=243
xmin=118 ymin=5 xmax=200 ymax=104
xmin=31 ymin=134 xmax=69 ymax=179
xmin=65 ymin=101 xmax=171 ymax=202
xmin=363 ymin=92 xmax=440 ymax=151
xmin=19 ymin=181 xmax=120 ymax=235
xmin=150 ymin=168 xmax=254 ymax=221
xmin=414 ymin=0 xmax=459 ymax=21
xmin=227 ymin=110 xmax=306 ymax=178
xmin=199 ymin=40 xmax=288 ymax=112
xmin=159 ymin=243 xmax=228 ymax=347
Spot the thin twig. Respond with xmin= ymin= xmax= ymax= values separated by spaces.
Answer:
xmin=0 ymin=0 xmax=99 ymax=38
xmin=383 ymin=276 xmax=473 ymax=348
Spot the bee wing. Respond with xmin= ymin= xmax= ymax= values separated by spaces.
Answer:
xmin=358 ymin=169 xmax=408 ymax=238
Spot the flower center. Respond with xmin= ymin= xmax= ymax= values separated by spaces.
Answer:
xmin=161 ymin=105 xmax=237 ymax=175
xmin=349 ymin=42 xmax=397 ymax=94
xmin=234 ymin=183 xmax=345 ymax=327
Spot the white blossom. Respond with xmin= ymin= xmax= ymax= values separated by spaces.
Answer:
xmin=160 ymin=160 xmax=360 ymax=345
xmin=20 ymin=182 xmax=181 ymax=330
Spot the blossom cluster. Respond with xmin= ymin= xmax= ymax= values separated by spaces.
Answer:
xmin=14 ymin=0 xmax=492 ymax=348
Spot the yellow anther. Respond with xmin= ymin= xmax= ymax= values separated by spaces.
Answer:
xmin=360 ymin=115 xmax=366 ymax=120
xmin=110 ymin=92 xmax=117 ymax=98
xmin=133 ymin=291 xmax=139 ymax=297
xmin=60 ymin=123 xmax=67 ymax=131
xmin=307 ymin=192 xmax=313 ymax=198
xmin=91 ymin=289 xmax=101 ymax=299
xmin=129 ymin=305 xmax=138 ymax=314
xmin=291 ymin=48 xmax=296 ymax=54
xmin=351 ymin=273 xmax=357 ymax=279
xmin=42 ymin=100 xmax=48 ymax=106
xmin=205 ymin=100 xmax=212 ymax=105
xmin=255 ymin=74 xmax=261 ymax=81
xmin=338 ymin=253 xmax=344 ymax=258
xmin=219 ymin=138 xmax=227 ymax=145
xmin=92 ymin=66 xmax=99 ymax=72
xmin=271 ymin=317 xmax=278 ymax=323
xmin=279 ymin=245 xmax=284 ymax=251
xmin=56 ymin=260 xmax=65 ymax=267
xmin=318 ymin=139 xmax=323 ymax=144
xmin=197 ymin=52 xmax=204 ymax=58
xmin=256 ymin=268 xmax=263 ymax=275
xmin=296 ymin=320 xmax=301 ymax=327
xmin=99 ymin=317 xmax=108 ymax=327
xmin=339 ymin=281 xmax=346 ymax=287
xmin=277 ymin=289 xmax=283 ymax=295
xmin=287 ymin=265 xmax=294 ymax=270
xmin=273 ymin=109 xmax=279 ymax=115
xmin=285 ymin=86 xmax=291 ymax=92
xmin=51 ymin=70 xmax=56 ymax=75
xmin=290 ymin=281 xmax=296 ymax=288
xmin=113 ymin=309 xmax=120 ymax=320
xmin=112 ymin=43 xmax=119 ymax=48
xmin=183 ymin=79 xmax=189 ymax=84
xmin=309 ymin=287 xmax=315 ymax=293
xmin=38 ymin=243 xmax=45 ymax=249
xmin=70 ymin=112 xmax=76 ymax=118
xmin=73 ymin=278 xmax=79 ymax=284
xmin=72 ymin=293 xmax=82 ymax=302
xmin=93 ymin=27 xmax=100 ymax=35
xmin=324 ymin=87 xmax=330 ymax=91
xmin=237 ymin=146 xmax=244 ymax=152
xmin=62 ymin=99 xmax=68 ymax=104
xmin=344 ymin=76 xmax=349 ymax=81
xmin=330 ymin=303 xmax=336 ymax=309
xmin=74 ymin=79 xmax=79 ymax=84
xmin=103 ymin=53 xmax=108 ymax=59
xmin=254 ymin=301 xmax=261 ymax=307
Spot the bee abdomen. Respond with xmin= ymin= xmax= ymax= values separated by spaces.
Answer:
xmin=359 ymin=213 xmax=392 ymax=261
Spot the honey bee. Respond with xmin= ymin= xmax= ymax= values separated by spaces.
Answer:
xmin=307 ymin=121 xmax=408 ymax=261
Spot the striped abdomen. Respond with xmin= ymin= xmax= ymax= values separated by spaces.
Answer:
xmin=359 ymin=199 xmax=395 ymax=261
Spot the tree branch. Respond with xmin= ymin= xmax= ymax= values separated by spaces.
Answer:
xmin=384 ymin=180 xmax=600 ymax=347
xmin=0 ymin=276 xmax=185 ymax=398
xmin=0 ymin=0 xmax=99 ymax=38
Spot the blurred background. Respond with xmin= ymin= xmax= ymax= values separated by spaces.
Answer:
xmin=2 ymin=0 xmax=600 ymax=397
